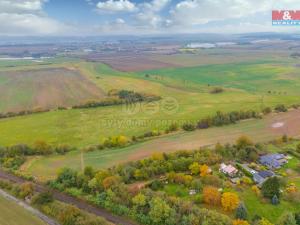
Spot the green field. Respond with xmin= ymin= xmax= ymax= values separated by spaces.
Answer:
xmin=1 ymin=56 xmax=300 ymax=181
xmin=1 ymin=60 xmax=300 ymax=148
xmin=0 ymin=195 xmax=46 ymax=225
xmin=23 ymin=108 xmax=300 ymax=180
xmin=149 ymin=49 xmax=290 ymax=67
xmin=1 ymin=52 xmax=299 ymax=224
xmin=136 ymin=60 xmax=300 ymax=94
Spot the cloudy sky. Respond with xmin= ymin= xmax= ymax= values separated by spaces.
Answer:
xmin=0 ymin=0 xmax=300 ymax=36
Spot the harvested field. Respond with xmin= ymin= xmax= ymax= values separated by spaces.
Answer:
xmin=86 ymin=54 xmax=178 ymax=72
xmin=0 ymin=67 xmax=105 ymax=113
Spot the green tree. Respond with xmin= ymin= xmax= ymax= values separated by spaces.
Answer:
xmin=19 ymin=182 xmax=34 ymax=199
xmin=262 ymin=107 xmax=272 ymax=115
xmin=149 ymin=197 xmax=176 ymax=225
xmin=275 ymin=104 xmax=287 ymax=113
xmin=277 ymin=212 xmax=297 ymax=225
xmin=272 ymin=195 xmax=279 ymax=205
xmin=296 ymin=144 xmax=300 ymax=154
xmin=58 ymin=205 xmax=81 ymax=225
xmin=182 ymin=123 xmax=196 ymax=131
xmin=84 ymin=166 xmax=95 ymax=179
xmin=282 ymin=135 xmax=288 ymax=143
xmin=189 ymin=162 xmax=200 ymax=175
xmin=257 ymin=218 xmax=274 ymax=225
xmin=32 ymin=192 xmax=53 ymax=205
xmin=132 ymin=193 xmax=147 ymax=210
xmin=236 ymin=136 xmax=253 ymax=149
xmin=295 ymin=212 xmax=300 ymax=225
xmin=236 ymin=202 xmax=248 ymax=220
xmin=33 ymin=140 xmax=53 ymax=155
xmin=191 ymin=179 xmax=202 ymax=191
xmin=261 ymin=177 xmax=280 ymax=199
xmin=57 ymin=168 xmax=78 ymax=188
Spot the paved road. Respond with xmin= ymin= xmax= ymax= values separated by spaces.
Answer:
xmin=0 ymin=170 xmax=136 ymax=225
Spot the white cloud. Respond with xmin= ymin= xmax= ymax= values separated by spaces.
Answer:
xmin=134 ymin=0 xmax=171 ymax=29
xmin=97 ymin=0 xmax=137 ymax=12
xmin=0 ymin=13 xmax=70 ymax=35
xmin=0 ymin=0 xmax=47 ymax=13
xmin=115 ymin=18 xmax=125 ymax=24
xmin=170 ymin=0 xmax=300 ymax=26
xmin=0 ymin=0 xmax=72 ymax=35
xmin=143 ymin=0 xmax=171 ymax=12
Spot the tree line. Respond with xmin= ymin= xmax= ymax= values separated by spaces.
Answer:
xmin=46 ymin=136 xmax=300 ymax=225
xmin=0 ymin=89 xmax=161 ymax=120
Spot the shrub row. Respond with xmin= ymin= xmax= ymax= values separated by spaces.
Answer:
xmin=182 ymin=110 xmax=261 ymax=131
xmin=0 ymin=108 xmax=50 ymax=120
xmin=0 ymin=179 xmax=110 ymax=225
xmin=0 ymin=142 xmax=73 ymax=170
xmin=0 ymin=89 xmax=161 ymax=120
xmin=73 ymin=90 xmax=161 ymax=109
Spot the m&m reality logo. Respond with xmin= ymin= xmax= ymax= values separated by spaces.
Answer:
xmin=272 ymin=10 xmax=300 ymax=26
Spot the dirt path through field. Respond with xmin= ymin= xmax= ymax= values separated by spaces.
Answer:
xmin=25 ymin=109 xmax=300 ymax=179
xmin=118 ymin=109 xmax=300 ymax=163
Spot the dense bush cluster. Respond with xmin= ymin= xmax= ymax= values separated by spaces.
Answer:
xmin=181 ymin=110 xmax=262 ymax=131
xmin=84 ymin=131 xmax=163 ymax=152
xmin=180 ymin=110 xmax=261 ymax=132
xmin=47 ymin=136 xmax=299 ymax=225
xmin=72 ymin=97 xmax=124 ymax=109
xmin=216 ymin=136 xmax=263 ymax=162
xmin=181 ymin=103 xmax=296 ymax=132
xmin=0 ymin=179 xmax=109 ymax=225
xmin=274 ymin=104 xmax=288 ymax=112
xmin=46 ymin=136 xmax=300 ymax=225
xmin=47 ymin=144 xmax=253 ymax=224
xmin=0 ymin=108 xmax=50 ymax=120
xmin=196 ymin=110 xmax=261 ymax=130
xmin=0 ymin=90 xmax=161 ymax=120
xmin=49 ymin=164 xmax=232 ymax=225
xmin=210 ymin=87 xmax=224 ymax=94
xmin=38 ymin=199 xmax=109 ymax=225
xmin=0 ymin=142 xmax=73 ymax=170
xmin=73 ymin=90 xmax=161 ymax=109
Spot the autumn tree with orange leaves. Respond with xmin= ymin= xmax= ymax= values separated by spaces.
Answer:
xmin=233 ymin=219 xmax=250 ymax=225
xmin=221 ymin=192 xmax=239 ymax=211
xmin=203 ymin=186 xmax=221 ymax=206
xmin=200 ymin=164 xmax=210 ymax=177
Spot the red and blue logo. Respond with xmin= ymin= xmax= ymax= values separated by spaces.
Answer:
xmin=272 ymin=10 xmax=300 ymax=26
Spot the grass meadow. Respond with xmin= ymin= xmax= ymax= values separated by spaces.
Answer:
xmin=1 ymin=56 xmax=300 ymax=180
xmin=0 ymin=61 xmax=300 ymax=147
xmin=23 ymin=109 xmax=300 ymax=181
xmin=136 ymin=60 xmax=300 ymax=94
xmin=0 ymin=195 xmax=46 ymax=225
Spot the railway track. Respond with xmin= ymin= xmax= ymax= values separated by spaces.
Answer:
xmin=0 ymin=169 xmax=136 ymax=225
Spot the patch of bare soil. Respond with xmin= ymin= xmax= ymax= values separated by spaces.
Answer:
xmin=86 ymin=54 xmax=178 ymax=72
xmin=124 ymin=109 xmax=300 ymax=162
xmin=267 ymin=109 xmax=300 ymax=137
xmin=0 ymin=68 xmax=106 ymax=112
